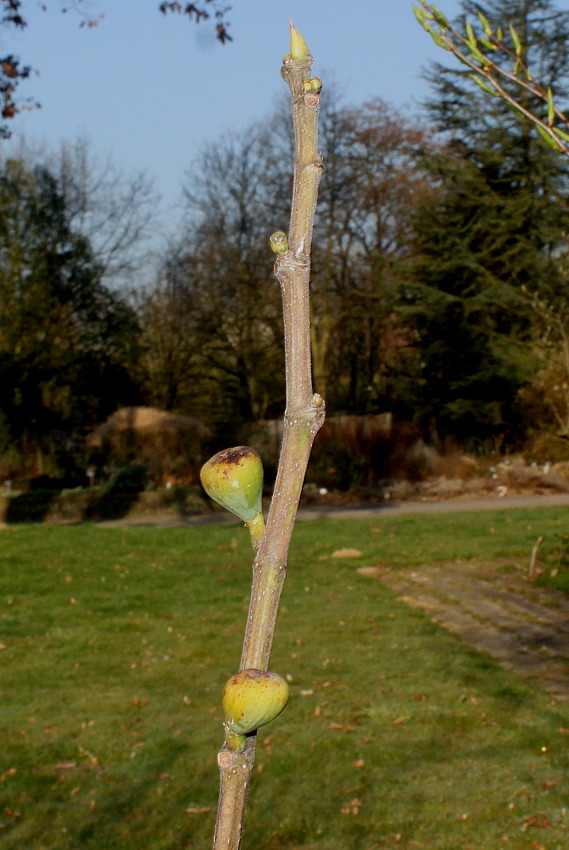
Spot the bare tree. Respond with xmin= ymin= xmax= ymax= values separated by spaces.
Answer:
xmin=310 ymin=99 xmax=437 ymax=408
xmin=50 ymin=138 xmax=158 ymax=286
xmin=2 ymin=136 xmax=160 ymax=287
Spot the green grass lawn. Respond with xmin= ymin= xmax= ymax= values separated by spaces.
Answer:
xmin=1 ymin=507 xmax=568 ymax=849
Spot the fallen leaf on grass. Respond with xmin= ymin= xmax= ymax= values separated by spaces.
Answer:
xmin=519 ymin=813 xmax=552 ymax=830
xmin=0 ymin=768 xmax=16 ymax=782
xmin=332 ymin=549 xmax=362 ymax=559
xmin=509 ymin=785 xmax=530 ymax=800
xmin=341 ymin=798 xmax=362 ymax=815
xmin=357 ymin=566 xmax=385 ymax=577
xmin=185 ymin=806 xmax=212 ymax=814
xmin=78 ymin=747 xmax=99 ymax=766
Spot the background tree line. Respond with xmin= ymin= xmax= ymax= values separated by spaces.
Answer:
xmin=1 ymin=0 xmax=569 ymax=483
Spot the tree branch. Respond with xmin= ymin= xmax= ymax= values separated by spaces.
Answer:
xmin=415 ymin=0 xmax=569 ymax=156
xmin=211 ymin=22 xmax=325 ymax=850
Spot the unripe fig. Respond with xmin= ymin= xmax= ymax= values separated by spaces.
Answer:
xmin=200 ymin=447 xmax=263 ymax=523
xmin=222 ymin=669 xmax=289 ymax=749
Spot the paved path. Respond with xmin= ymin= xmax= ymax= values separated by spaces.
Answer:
xmin=296 ymin=492 xmax=569 ymax=521
xmin=98 ymin=492 xmax=569 ymax=528
xmin=359 ymin=559 xmax=569 ymax=702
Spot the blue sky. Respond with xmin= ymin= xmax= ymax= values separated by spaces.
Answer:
xmin=4 ymin=0 xmax=555 ymax=231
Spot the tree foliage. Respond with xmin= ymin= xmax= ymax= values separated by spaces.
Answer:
xmin=415 ymin=0 xmax=569 ymax=154
xmin=405 ymin=0 xmax=569 ymax=446
xmin=0 ymin=157 xmax=140 ymax=470
xmin=4 ymin=2 xmax=569 ymax=478
xmin=159 ymin=1 xmax=232 ymax=43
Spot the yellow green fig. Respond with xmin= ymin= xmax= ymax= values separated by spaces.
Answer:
xmin=200 ymin=446 xmax=263 ymax=523
xmin=222 ymin=669 xmax=289 ymax=750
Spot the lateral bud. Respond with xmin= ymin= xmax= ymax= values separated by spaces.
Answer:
xmin=269 ymin=231 xmax=289 ymax=254
xmin=302 ymin=77 xmax=322 ymax=94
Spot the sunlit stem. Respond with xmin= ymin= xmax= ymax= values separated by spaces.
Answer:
xmin=245 ymin=512 xmax=265 ymax=551
xmin=212 ymin=21 xmax=324 ymax=850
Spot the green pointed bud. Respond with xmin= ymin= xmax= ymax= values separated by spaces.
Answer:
xmin=270 ymin=231 xmax=289 ymax=254
xmin=554 ymin=126 xmax=569 ymax=144
xmin=223 ymin=669 xmax=289 ymax=751
xmin=547 ymin=87 xmax=555 ymax=126
xmin=470 ymin=74 xmax=499 ymax=96
xmin=302 ymin=77 xmax=322 ymax=94
xmin=535 ymin=123 xmax=564 ymax=152
xmin=413 ymin=5 xmax=428 ymax=27
xmin=509 ymin=23 xmax=522 ymax=56
xmin=479 ymin=35 xmax=499 ymax=51
xmin=431 ymin=6 xmax=449 ymax=27
xmin=466 ymin=20 xmax=478 ymax=49
xmin=468 ymin=42 xmax=488 ymax=65
xmin=200 ymin=446 xmax=263 ymax=523
xmin=424 ymin=23 xmax=450 ymax=49
xmin=478 ymin=11 xmax=493 ymax=37
xmin=289 ymin=20 xmax=310 ymax=58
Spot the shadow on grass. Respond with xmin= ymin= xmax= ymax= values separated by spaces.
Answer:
xmin=1 ymin=480 xmax=210 ymax=525
xmin=82 ymin=488 xmax=142 ymax=521
xmin=3 ymin=487 xmax=143 ymax=524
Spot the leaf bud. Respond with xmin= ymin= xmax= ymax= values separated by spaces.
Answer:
xmin=302 ymin=77 xmax=322 ymax=94
xmin=269 ymin=231 xmax=289 ymax=254
xmin=289 ymin=20 xmax=310 ymax=59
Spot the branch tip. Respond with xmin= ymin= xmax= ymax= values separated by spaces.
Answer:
xmin=289 ymin=20 xmax=310 ymax=59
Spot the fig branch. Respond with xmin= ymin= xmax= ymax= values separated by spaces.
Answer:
xmin=414 ymin=0 xmax=569 ymax=155
xmin=202 ymin=22 xmax=325 ymax=850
